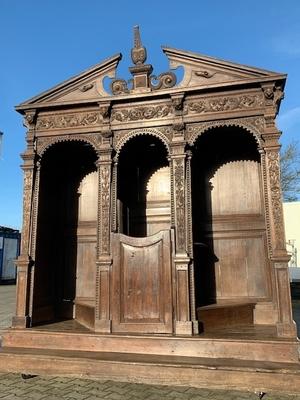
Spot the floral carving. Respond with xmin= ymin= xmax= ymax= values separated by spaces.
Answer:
xmin=267 ymin=150 xmax=284 ymax=245
xmin=36 ymin=112 xmax=101 ymax=130
xmin=99 ymin=164 xmax=111 ymax=255
xmin=111 ymin=105 xmax=172 ymax=122
xmin=21 ymin=169 xmax=34 ymax=254
xmin=186 ymin=94 xmax=264 ymax=115
xmin=174 ymin=158 xmax=185 ymax=251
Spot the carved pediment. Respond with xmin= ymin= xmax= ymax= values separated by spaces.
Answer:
xmin=162 ymin=47 xmax=286 ymax=88
xmin=16 ymin=54 xmax=122 ymax=109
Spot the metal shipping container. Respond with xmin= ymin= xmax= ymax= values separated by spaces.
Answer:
xmin=0 ymin=226 xmax=20 ymax=283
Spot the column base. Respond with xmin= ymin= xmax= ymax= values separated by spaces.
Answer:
xmin=11 ymin=316 xmax=30 ymax=329
xmin=175 ymin=321 xmax=193 ymax=335
xmin=276 ymin=321 xmax=298 ymax=338
xmin=94 ymin=319 xmax=112 ymax=333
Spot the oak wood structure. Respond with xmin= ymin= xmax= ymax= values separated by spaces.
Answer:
xmin=1 ymin=28 xmax=299 ymax=392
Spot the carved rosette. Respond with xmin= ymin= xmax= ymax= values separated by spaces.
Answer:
xmin=266 ymin=150 xmax=285 ymax=249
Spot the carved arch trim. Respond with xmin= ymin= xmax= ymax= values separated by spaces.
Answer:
xmin=36 ymin=134 xmax=101 ymax=157
xmin=114 ymin=128 xmax=171 ymax=159
xmin=186 ymin=117 xmax=264 ymax=149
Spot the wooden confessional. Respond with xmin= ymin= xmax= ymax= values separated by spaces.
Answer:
xmin=2 ymin=27 xmax=299 ymax=392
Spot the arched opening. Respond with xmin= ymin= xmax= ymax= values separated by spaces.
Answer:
xmin=33 ymin=141 xmax=97 ymax=327
xmin=117 ymin=135 xmax=170 ymax=237
xmin=191 ymin=126 xmax=269 ymax=332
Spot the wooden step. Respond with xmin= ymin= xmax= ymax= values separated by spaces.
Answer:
xmin=0 ymin=346 xmax=300 ymax=393
xmin=197 ymin=302 xmax=255 ymax=332
xmin=2 ymin=327 xmax=299 ymax=364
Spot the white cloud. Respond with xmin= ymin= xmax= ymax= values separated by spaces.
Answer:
xmin=277 ymin=107 xmax=300 ymax=131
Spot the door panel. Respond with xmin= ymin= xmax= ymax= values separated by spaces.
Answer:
xmin=111 ymin=230 xmax=173 ymax=334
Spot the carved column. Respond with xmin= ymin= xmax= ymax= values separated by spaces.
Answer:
xmin=170 ymin=141 xmax=193 ymax=335
xmin=13 ymin=111 xmax=37 ymax=328
xmin=95 ymin=143 xmax=113 ymax=333
xmin=261 ymin=89 xmax=297 ymax=337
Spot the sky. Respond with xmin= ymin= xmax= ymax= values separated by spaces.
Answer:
xmin=0 ymin=0 xmax=300 ymax=230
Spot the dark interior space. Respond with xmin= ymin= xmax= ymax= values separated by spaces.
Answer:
xmin=117 ymin=135 xmax=169 ymax=237
xmin=33 ymin=141 xmax=97 ymax=325
xmin=191 ymin=127 xmax=260 ymax=310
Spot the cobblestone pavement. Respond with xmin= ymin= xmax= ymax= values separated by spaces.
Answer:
xmin=1 ymin=285 xmax=300 ymax=399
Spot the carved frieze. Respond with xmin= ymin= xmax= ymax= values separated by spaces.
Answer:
xmin=186 ymin=93 xmax=264 ymax=115
xmin=111 ymin=105 xmax=172 ymax=122
xmin=186 ymin=116 xmax=264 ymax=147
xmin=36 ymin=112 xmax=101 ymax=130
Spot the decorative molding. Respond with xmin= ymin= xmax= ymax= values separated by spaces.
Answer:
xmin=260 ymin=151 xmax=272 ymax=257
xmin=111 ymin=104 xmax=172 ymax=122
xmin=114 ymin=128 xmax=171 ymax=158
xmin=37 ymin=134 xmax=101 ymax=156
xmin=186 ymin=116 xmax=264 ymax=147
xmin=267 ymin=150 xmax=284 ymax=246
xmin=36 ymin=111 xmax=101 ymax=130
xmin=186 ymin=94 xmax=264 ymax=116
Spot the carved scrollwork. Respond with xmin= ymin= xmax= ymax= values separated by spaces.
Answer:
xmin=110 ymin=79 xmax=129 ymax=95
xmin=150 ymin=72 xmax=177 ymax=90
xmin=111 ymin=105 xmax=172 ymax=122
xmin=186 ymin=94 xmax=264 ymax=115
xmin=21 ymin=169 xmax=34 ymax=254
xmin=186 ymin=116 xmax=264 ymax=148
xmin=99 ymin=164 xmax=111 ymax=255
xmin=36 ymin=112 xmax=101 ymax=130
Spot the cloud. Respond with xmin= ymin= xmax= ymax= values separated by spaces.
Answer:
xmin=272 ymin=31 xmax=300 ymax=57
xmin=277 ymin=107 xmax=300 ymax=131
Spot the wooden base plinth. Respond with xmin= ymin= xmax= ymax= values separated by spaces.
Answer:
xmin=0 ymin=346 xmax=300 ymax=394
xmin=2 ymin=327 xmax=299 ymax=364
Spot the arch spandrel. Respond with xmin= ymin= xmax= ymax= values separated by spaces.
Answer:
xmin=186 ymin=117 xmax=264 ymax=149
xmin=113 ymin=128 xmax=171 ymax=159
xmin=36 ymin=134 xmax=101 ymax=158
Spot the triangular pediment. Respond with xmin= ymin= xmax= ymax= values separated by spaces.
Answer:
xmin=16 ymin=54 xmax=122 ymax=110
xmin=162 ymin=47 xmax=285 ymax=88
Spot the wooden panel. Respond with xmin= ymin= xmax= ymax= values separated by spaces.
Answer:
xmin=76 ymin=241 xmax=96 ymax=299
xmin=78 ymin=171 xmax=98 ymax=221
xmin=111 ymin=230 xmax=173 ymax=333
xmin=214 ymin=236 xmax=269 ymax=300
xmin=210 ymin=161 xmax=262 ymax=215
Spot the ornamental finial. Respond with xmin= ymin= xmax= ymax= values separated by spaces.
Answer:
xmin=131 ymin=25 xmax=147 ymax=65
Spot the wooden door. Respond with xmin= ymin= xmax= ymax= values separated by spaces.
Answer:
xmin=111 ymin=230 xmax=173 ymax=334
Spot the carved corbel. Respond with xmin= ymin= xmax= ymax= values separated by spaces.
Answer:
xmin=23 ymin=110 xmax=37 ymax=130
xmin=171 ymin=93 xmax=185 ymax=116
xmin=98 ymin=101 xmax=112 ymax=124
xmin=261 ymin=83 xmax=284 ymax=115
